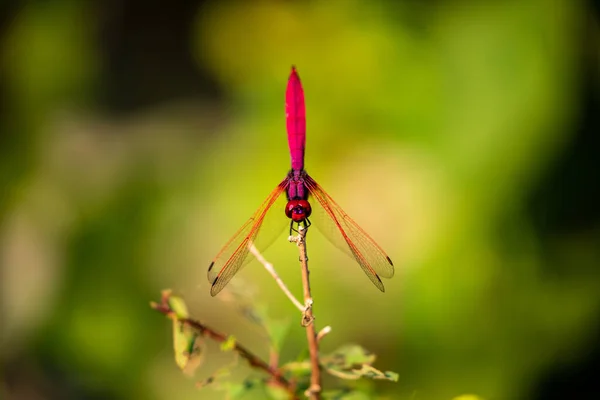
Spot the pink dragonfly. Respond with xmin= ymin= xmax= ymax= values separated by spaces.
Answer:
xmin=208 ymin=66 xmax=394 ymax=296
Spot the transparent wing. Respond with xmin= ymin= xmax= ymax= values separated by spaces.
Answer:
xmin=304 ymin=174 xmax=394 ymax=292
xmin=208 ymin=179 xmax=289 ymax=296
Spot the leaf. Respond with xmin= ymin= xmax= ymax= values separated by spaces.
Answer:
xmin=264 ymin=382 xmax=291 ymax=400
xmin=168 ymin=295 xmax=189 ymax=319
xmin=320 ymin=344 xmax=398 ymax=382
xmin=172 ymin=320 xmax=203 ymax=375
xmin=344 ymin=364 xmax=398 ymax=382
xmin=221 ymin=378 xmax=263 ymax=399
xmin=320 ymin=345 xmax=375 ymax=369
xmin=280 ymin=360 xmax=312 ymax=377
xmin=220 ymin=335 xmax=237 ymax=351
xmin=222 ymin=383 xmax=248 ymax=399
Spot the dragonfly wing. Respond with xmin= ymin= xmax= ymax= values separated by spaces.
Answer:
xmin=208 ymin=179 xmax=289 ymax=296
xmin=304 ymin=174 xmax=394 ymax=292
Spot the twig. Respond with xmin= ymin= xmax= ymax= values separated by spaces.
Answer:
xmin=248 ymin=243 xmax=305 ymax=312
xmin=291 ymin=226 xmax=322 ymax=399
xmin=151 ymin=295 xmax=297 ymax=398
xmin=316 ymin=326 xmax=332 ymax=344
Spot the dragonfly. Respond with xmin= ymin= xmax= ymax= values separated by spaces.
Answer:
xmin=208 ymin=66 xmax=394 ymax=296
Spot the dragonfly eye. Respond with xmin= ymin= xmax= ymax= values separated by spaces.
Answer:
xmin=285 ymin=199 xmax=312 ymax=222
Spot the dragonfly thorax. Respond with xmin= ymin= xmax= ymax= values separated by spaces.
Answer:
xmin=285 ymin=199 xmax=312 ymax=222
xmin=286 ymin=169 xmax=308 ymax=200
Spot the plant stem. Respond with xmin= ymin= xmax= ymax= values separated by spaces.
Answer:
xmin=295 ymin=226 xmax=322 ymax=399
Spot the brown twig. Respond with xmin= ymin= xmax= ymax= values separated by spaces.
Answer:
xmin=316 ymin=326 xmax=332 ymax=344
xmin=292 ymin=226 xmax=322 ymax=399
xmin=151 ymin=294 xmax=297 ymax=398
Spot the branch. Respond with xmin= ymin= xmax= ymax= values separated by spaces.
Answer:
xmin=291 ymin=226 xmax=322 ymax=399
xmin=248 ymin=243 xmax=305 ymax=312
xmin=151 ymin=293 xmax=296 ymax=398
xmin=316 ymin=326 xmax=332 ymax=344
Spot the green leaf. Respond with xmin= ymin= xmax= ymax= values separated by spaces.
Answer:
xmin=264 ymin=382 xmax=291 ymax=400
xmin=168 ymin=295 xmax=189 ymax=319
xmin=452 ymin=396 xmax=485 ymax=400
xmin=221 ymin=378 xmax=263 ymax=399
xmin=320 ymin=344 xmax=398 ymax=382
xmin=172 ymin=320 xmax=203 ymax=375
xmin=222 ymin=383 xmax=248 ymax=399
xmin=220 ymin=335 xmax=237 ymax=352
xmin=320 ymin=345 xmax=376 ymax=369
xmin=347 ymin=364 xmax=399 ymax=382
xmin=280 ymin=360 xmax=312 ymax=377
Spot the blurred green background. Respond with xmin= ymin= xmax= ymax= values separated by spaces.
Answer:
xmin=1 ymin=0 xmax=600 ymax=399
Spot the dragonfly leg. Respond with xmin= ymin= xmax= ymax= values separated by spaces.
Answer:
xmin=289 ymin=218 xmax=310 ymax=235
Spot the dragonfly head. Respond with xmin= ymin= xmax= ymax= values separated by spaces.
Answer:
xmin=285 ymin=199 xmax=312 ymax=222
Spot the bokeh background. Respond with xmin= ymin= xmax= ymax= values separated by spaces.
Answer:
xmin=2 ymin=0 xmax=600 ymax=399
